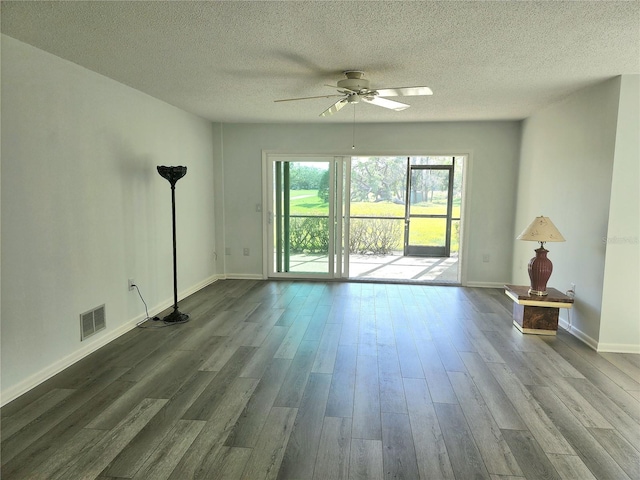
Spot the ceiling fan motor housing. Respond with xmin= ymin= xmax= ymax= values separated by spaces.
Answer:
xmin=338 ymin=71 xmax=370 ymax=93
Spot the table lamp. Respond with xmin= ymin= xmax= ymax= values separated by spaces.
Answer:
xmin=516 ymin=216 xmax=565 ymax=296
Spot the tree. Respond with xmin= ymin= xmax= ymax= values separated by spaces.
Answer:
xmin=350 ymin=157 xmax=406 ymax=203
xmin=317 ymin=169 xmax=330 ymax=203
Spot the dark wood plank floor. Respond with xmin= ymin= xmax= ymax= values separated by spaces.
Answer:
xmin=2 ymin=280 xmax=639 ymax=479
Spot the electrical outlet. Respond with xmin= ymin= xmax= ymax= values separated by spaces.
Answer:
xmin=243 ymin=248 xmax=250 ymax=256
xmin=128 ymin=278 xmax=136 ymax=291
xmin=482 ymin=254 xmax=490 ymax=263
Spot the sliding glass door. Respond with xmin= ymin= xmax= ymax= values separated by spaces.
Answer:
xmin=404 ymin=164 xmax=454 ymax=257
xmin=266 ymin=155 xmax=350 ymax=279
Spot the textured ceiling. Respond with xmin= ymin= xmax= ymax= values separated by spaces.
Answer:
xmin=2 ymin=1 xmax=638 ymax=123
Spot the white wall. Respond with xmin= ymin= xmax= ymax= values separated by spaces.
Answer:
xmin=513 ymin=77 xmax=623 ymax=348
xmin=220 ymin=121 xmax=522 ymax=285
xmin=599 ymin=75 xmax=640 ymax=352
xmin=1 ymin=36 xmax=217 ymax=403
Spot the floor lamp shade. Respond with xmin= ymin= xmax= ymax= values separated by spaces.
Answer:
xmin=157 ymin=165 xmax=189 ymax=323
xmin=517 ymin=216 xmax=565 ymax=296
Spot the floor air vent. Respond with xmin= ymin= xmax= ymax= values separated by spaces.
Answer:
xmin=80 ymin=304 xmax=106 ymax=341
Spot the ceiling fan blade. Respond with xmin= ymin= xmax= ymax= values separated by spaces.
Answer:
xmin=362 ymin=96 xmax=410 ymax=111
xmin=320 ymin=98 xmax=348 ymax=117
xmin=374 ymin=86 xmax=433 ymax=97
xmin=274 ymin=94 xmax=344 ymax=103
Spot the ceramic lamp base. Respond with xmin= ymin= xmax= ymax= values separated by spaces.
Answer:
xmin=528 ymin=245 xmax=553 ymax=296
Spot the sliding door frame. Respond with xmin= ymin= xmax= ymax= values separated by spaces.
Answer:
xmin=262 ymin=150 xmax=471 ymax=286
xmin=262 ymin=153 xmax=350 ymax=280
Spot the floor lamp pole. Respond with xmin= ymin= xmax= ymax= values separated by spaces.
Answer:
xmin=157 ymin=166 xmax=189 ymax=324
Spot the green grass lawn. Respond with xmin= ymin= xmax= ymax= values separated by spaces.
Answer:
xmin=286 ymin=192 xmax=460 ymax=252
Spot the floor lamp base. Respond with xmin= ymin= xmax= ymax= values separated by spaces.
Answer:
xmin=162 ymin=309 xmax=190 ymax=324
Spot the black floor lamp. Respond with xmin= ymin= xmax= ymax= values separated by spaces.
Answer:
xmin=157 ymin=166 xmax=189 ymax=324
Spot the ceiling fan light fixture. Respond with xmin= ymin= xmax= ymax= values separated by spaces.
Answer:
xmin=275 ymin=70 xmax=432 ymax=117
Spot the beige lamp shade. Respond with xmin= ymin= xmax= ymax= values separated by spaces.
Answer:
xmin=517 ymin=216 xmax=565 ymax=243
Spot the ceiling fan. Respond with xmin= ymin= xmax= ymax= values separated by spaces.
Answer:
xmin=274 ymin=70 xmax=433 ymax=117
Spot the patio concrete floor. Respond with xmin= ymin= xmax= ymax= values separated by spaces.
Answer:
xmin=288 ymin=251 xmax=459 ymax=283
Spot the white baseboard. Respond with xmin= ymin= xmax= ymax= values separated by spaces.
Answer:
xmin=224 ymin=273 xmax=264 ymax=280
xmin=558 ymin=318 xmax=598 ymax=350
xmin=1 ymin=275 xmax=220 ymax=408
xmin=558 ymin=318 xmax=639 ymax=353
xmin=596 ymin=342 xmax=640 ymax=354
xmin=465 ymin=281 xmax=506 ymax=288
xmin=178 ymin=275 xmax=219 ymax=298
xmin=1 ymin=317 xmax=140 ymax=406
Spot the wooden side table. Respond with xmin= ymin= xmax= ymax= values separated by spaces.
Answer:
xmin=504 ymin=284 xmax=574 ymax=335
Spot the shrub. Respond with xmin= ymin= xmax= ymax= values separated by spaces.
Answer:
xmin=288 ymin=216 xmax=330 ymax=253
xmin=349 ymin=218 xmax=402 ymax=254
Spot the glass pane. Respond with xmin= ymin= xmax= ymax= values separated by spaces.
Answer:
xmin=274 ymin=161 xmax=330 ymax=274
xmin=350 ymin=157 xmax=407 ymax=215
xmin=452 ymin=157 xmax=463 ymax=219
xmin=450 ymin=219 xmax=460 ymax=253
xmin=409 ymin=169 xmax=450 ymax=215
xmin=349 ymin=217 xmax=404 ymax=254
xmin=408 ymin=218 xmax=446 ymax=247
xmin=410 ymin=156 xmax=453 ymax=166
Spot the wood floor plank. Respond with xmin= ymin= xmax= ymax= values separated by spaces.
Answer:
xmin=131 ymin=419 xmax=205 ymax=480
xmin=240 ymin=406 xmax=298 ymax=480
xmin=1 ymin=366 xmax=129 ymax=466
xmin=357 ymin=313 xmax=378 ymax=357
xmin=240 ymin=325 xmax=289 ymax=378
xmin=87 ymin=348 xmax=209 ymax=430
xmin=1 ymin=379 xmax=133 ymax=479
xmin=486 ymin=362 xmax=575 ymax=455
xmin=528 ymin=384 xmax=632 ymax=480
xmin=274 ymin=315 xmax=312 ymax=359
xmin=25 ymin=427 xmax=105 ymax=480
xmin=352 ymin=354 xmax=382 ymax=440
xmin=326 ymin=344 xmax=358 ymax=418
xmin=403 ymin=377 xmax=455 ymax=479
xmin=313 ymin=416 xmax=351 ymax=480
xmin=393 ymin=324 xmax=425 ymax=379
xmin=588 ymin=427 xmax=640 ymax=479
xmin=52 ymin=397 xmax=168 ymax=480
xmin=565 ymin=376 xmax=640 ymax=449
xmin=378 ymin=343 xmax=408 ymax=414
xmin=277 ymin=373 xmax=331 ymax=479
xmin=199 ymin=446 xmax=253 ymax=480
xmin=552 ymin=333 xmax=640 ymax=391
xmin=381 ymin=412 xmax=420 ymax=480
xmin=226 ymin=358 xmax=291 ymax=448
xmin=543 ymin=334 xmax=640 ymax=424
xmin=459 ymin=352 xmax=527 ymax=430
xmin=500 ymin=429 xmax=562 ymax=480
xmin=1 ymin=388 xmax=75 ymax=442
xmin=434 ymin=402 xmax=491 ymax=480
xmin=416 ymin=340 xmax=457 ymax=403
xmin=448 ymin=371 xmax=524 ymax=476
xmin=183 ymin=346 xmax=257 ymax=420
xmin=546 ymin=454 xmax=597 ymax=480
xmin=167 ymin=377 xmax=259 ymax=480
xmin=524 ymin=351 xmax=613 ymax=429
xmin=349 ymin=438 xmax=384 ymax=480
xmin=339 ymin=312 xmax=360 ymax=346
xmin=273 ymin=340 xmax=319 ymax=408
xmin=103 ymin=370 xmax=216 ymax=478
xmin=311 ymin=323 xmax=342 ymax=374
